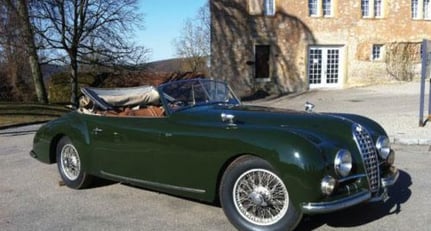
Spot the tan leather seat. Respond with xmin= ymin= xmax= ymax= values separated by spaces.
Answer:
xmin=133 ymin=106 xmax=164 ymax=117
xmin=102 ymin=106 xmax=164 ymax=117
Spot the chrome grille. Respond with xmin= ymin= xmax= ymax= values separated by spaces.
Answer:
xmin=352 ymin=124 xmax=380 ymax=193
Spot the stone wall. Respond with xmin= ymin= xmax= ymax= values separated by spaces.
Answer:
xmin=211 ymin=0 xmax=431 ymax=97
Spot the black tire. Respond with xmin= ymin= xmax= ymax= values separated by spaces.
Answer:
xmin=56 ymin=136 xmax=93 ymax=189
xmin=219 ymin=155 xmax=302 ymax=231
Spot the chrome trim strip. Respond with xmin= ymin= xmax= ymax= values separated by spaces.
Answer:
xmin=338 ymin=173 xmax=367 ymax=183
xmin=301 ymin=190 xmax=371 ymax=214
xmin=381 ymin=166 xmax=399 ymax=187
xmin=100 ymin=170 xmax=206 ymax=194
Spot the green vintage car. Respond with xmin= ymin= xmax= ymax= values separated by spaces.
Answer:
xmin=31 ymin=79 xmax=399 ymax=231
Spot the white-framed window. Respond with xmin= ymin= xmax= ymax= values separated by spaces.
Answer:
xmin=362 ymin=0 xmax=383 ymax=18
xmin=424 ymin=0 xmax=431 ymax=19
xmin=411 ymin=0 xmax=431 ymax=19
xmin=372 ymin=44 xmax=384 ymax=60
xmin=412 ymin=0 xmax=420 ymax=18
xmin=374 ymin=0 xmax=383 ymax=17
xmin=247 ymin=0 xmax=276 ymax=16
xmin=309 ymin=0 xmax=319 ymax=16
xmin=264 ymin=0 xmax=276 ymax=16
xmin=309 ymin=0 xmax=333 ymax=17
xmin=362 ymin=0 xmax=371 ymax=17
xmin=322 ymin=0 xmax=332 ymax=16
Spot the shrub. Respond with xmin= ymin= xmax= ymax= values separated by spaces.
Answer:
xmin=385 ymin=42 xmax=419 ymax=81
xmin=48 ymin=72 xmax=96 ymax=103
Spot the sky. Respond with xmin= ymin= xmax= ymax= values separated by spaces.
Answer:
xmin=136 ymin=0 xmax=207 ymax=62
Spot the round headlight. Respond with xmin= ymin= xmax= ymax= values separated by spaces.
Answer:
xmin=376 ymin=136 xmax=391 ymax=159
xmin=334 ymin=149 xmax=352 ymax=177
xmin=386 ymin=150 xmax=395 ymax=166
xmin=321 ymin=175 xmax=337 ymax=196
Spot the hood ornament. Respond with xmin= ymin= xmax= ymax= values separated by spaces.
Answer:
xmin=304 ymin=101 xmax=315 ymax=113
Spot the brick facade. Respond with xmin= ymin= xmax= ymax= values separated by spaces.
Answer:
xmin=211 ymin=0 xmax=431 ymax=97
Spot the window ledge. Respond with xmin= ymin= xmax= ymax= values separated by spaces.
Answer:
xmin=255 ymin=78 xmax=272 ymax=83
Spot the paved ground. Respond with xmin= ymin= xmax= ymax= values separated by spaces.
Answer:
xmin=0 ymin=125 xmax=430 ymax=230
xmin=0 ymin=125 xmax=233 ymax=231
xmin=1 ymin=81 xmax=431 ymax=230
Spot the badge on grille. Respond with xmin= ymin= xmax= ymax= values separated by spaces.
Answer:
xmin=355 ymin=124 xmax=363 ymax=133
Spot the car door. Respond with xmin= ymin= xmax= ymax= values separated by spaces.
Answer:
xmin=84 ymin=114 xmax=168 ymax=181
xmin=84 ymin=111 xmax=240 ymax=195
xmin=143 ymin=111 xmax=242 ymax=194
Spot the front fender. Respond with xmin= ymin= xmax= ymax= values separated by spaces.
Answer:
xmin=236 ymin=127 xmax=329 ymax=208
xmin=32 ymin=112 xmax=91 ymax=166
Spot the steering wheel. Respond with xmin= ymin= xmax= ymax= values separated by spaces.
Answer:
xmin=168 ymin=99 xmax=188 ymax=111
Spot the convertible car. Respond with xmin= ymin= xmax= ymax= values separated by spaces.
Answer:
xmin=31 ymin=78 xmax=399 ymax=231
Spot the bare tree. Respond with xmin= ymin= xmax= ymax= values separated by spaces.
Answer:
xmin=1 ymin=0 xmax=48 ymax=103
xmin=174 ymin=2 xmax=210 ymax=73
xmin=0 ymin=2 xmax=21 ymax=100
xmin=33 ymin=0 xmax=147 ymax=106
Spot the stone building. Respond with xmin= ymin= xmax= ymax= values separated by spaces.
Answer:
xmin=210 ymin=0 xmax=431 ymax=97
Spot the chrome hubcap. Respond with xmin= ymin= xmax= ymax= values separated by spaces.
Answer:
xmin=233 ymin=169 xmax=289 ymax=226
xmin=60 ymin=144 xmax=81 ymax=181
xmin=249 ymin=186 xmax=271 ymax=206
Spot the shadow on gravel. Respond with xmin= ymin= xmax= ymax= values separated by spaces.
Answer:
xmin=59 ymin=178 xmax=117 ymax=189
xmin=91 ymin=178 xmax=117 ymax=188
xmin=296 ymin=170 xmax=412 ymax=230
xmin=0 ymin=129 xmax=38 ymax=137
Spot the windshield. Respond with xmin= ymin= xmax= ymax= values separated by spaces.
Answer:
xmin=158 ymin=79 xmax=241 ymax=112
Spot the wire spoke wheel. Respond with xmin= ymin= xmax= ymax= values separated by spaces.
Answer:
xmin=56 ymin=136 xmax=94 ymax=189
xmin=60 ymin=144 xmax=81 ymax=181
xmin=233 ymin=168 xmax=289 ymax=226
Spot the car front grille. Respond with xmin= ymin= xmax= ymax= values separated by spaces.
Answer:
xmin=352 ymin=124 xmax=380 ymax=193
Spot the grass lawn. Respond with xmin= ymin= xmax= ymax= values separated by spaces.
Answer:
xmin=0 ymin=103 xmax=70 ymax=128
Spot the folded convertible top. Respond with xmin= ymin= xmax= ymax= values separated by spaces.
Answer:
xmin=81 ymin=86 xmax=160 ymax=111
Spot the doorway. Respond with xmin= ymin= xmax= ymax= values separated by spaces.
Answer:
xmin=255 ymin=45 xmax=271 ymax=80
xmin=308 ymin=46 xmax=344 ymax=88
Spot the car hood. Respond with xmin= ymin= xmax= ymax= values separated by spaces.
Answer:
xmin=227 ymin=105 xmax=353 ymax=145
xmin=238 ymin=104 xmax=385 ymax=142
xmin=176 ymin=104 xmax=386 ymax=148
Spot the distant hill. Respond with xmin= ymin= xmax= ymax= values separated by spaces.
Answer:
xmin=41 ymin=57 xmax=208 ymax=75
xmin=145 ymin=57 xmax=209 ymax=74
xmin=145 ymin=58 xmax=184 ymax=72
xmin=41 ymin=64 xmax=66 ymax=83
xmin=41 ymin=57 xmax=209 ymax=85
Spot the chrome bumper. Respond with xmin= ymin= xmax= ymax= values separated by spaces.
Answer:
xmin=302 ymin=166 xmax=399 ymax=214
xmin=381 ymin=166 xmax=399 ymax=187
xmin=302 ymin=190 xmax=371 ymax=214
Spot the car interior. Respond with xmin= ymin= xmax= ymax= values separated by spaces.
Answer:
xmin=78 ymin=86 xmax=165 ymax=117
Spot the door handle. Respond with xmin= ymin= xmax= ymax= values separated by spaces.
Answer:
xmin=221 ymin=113 xmax=235 ymax=124
xmin=92 ymin=127 xmax=103 ymax=135
xmin=221 ymin=113 xmax=237 ymax=129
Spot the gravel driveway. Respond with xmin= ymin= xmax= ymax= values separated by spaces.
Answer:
xmin=0 ymin=124 xmax=430 ymax=231
xmin=1 ymin=81 xmax=430 ymax=230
